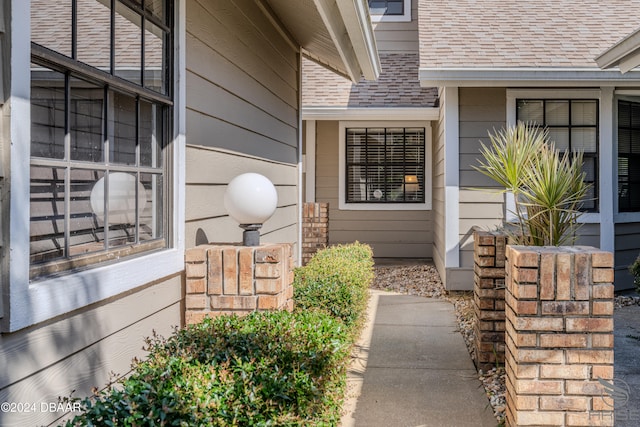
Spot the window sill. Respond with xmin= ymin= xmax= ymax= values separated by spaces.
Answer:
xmin=615 ymin=212 xmax=640 ymax=223
xmin=7 ymin=247 xmax=183 ymax=332
xmin=370 ymin=13 xmax=411 ymax=23
xmin=30 ymin=239 xmax=166 ymax=281
xmin=338 ymin=201 xmax=431 ymax=211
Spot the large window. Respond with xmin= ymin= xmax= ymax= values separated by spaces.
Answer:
xmin=30 ymin=0 xmax=172 ymax=279
xmin=345 ymin=127 xmax=425 ymax=204
xmin=516 ymin=99 xmax=599 ymax=212
xmin=618 ymin=100 xmax=640 ymax=212
xmin=368 ymin=0 xmax=411 ymax=22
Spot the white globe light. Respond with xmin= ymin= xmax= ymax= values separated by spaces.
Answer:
xmin=224 ymin=173 xmax=278 ymax=225
xmin=90 ymin=172 xmax=147 ymax=225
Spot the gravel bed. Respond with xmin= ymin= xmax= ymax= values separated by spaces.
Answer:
xmin=373 ymin=263 xmax=640 ymax=426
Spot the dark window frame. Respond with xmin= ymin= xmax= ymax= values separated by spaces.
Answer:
xmin=368 ymin=0 xmax=406 ymax=16
xmin=345 ymin=127 xmax=426 ymax=204
xmin=516 ymin=98 xmax=599 ymax=213
xmin=617 ymin=99 xmax=640 ymax=212
xmin=29 ymin=0 xmax=173 ymax=280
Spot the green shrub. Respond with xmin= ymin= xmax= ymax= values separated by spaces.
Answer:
xmin=63 ymin=310 xmax=351 ymax=427
xmin=63 ymin=243 xmax=373 ymax=426
xmin=630 ymin=254 xmax=640 ymax=294
xmin=293 ymin=242 xmax=374 ymax=336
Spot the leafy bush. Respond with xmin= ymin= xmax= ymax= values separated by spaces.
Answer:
xmin=293 ymin=242 xmax=374 ymax=336
xmin=63 ymin=311 xmax=351 ymax=427
xmin=630 ymin=254 xmax=640 ymax=294
xmin=63 ymin=242 xmax=373 ymax=426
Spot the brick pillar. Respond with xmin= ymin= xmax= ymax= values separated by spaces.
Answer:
xmin=473 ymin=228 xmax=507 ymax=370
xmin=302 ymin=202 xmax=328 ymax=265
xmin=184 ymin=243 xmax=294 ymax=325
xmin=505 ymin=246 xmax=614 ymax=427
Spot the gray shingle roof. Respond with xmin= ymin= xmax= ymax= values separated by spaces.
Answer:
xmin=419 ymin=0 xmax=640 ymax=69
xmin=302 ymin=53 xmax=438 ymax=108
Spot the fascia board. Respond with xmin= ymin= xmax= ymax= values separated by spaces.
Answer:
xmin=595 ymin=27 xmax=640 ymax=71
xmin=419 ymin=67 xmax=640 ymax=87
xmin=302 ymin=107 xmax=440 ymax=121
xmin=313 ymin=0 xmax=361 ymax=82
xmin=335 ymin=0 xmax=381 ymax=81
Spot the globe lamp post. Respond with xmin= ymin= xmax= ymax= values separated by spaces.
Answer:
xmin=224 ymin=173 xmax=278 ymax=246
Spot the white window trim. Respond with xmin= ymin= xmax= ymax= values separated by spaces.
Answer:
xmin=506 ymin=89 xmax=604 ymax=225
xmin=338 ymin=120 xmax=432 ymax=211
xmin=613 ymin=90 xmax=640 ymax=223
xmin=369 ymin=0 xmax=411 ymax=23
xmin=5 ymin=0 xmax=186 ymax=332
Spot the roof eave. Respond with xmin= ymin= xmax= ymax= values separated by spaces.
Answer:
xmin=302 ymin=106 xmax=439 ymax=121
xmin=419 ymin=67 xmax=640 ymax=87
xmin=596 ymin=28 xmax=640 ymax=74
xmin=313 ymin=0 xmax=381 ymax=82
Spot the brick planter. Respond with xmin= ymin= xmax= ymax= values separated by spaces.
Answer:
xmin=473 ymin=228 xmax=507 ymax=370
xmin=302 ymin=202 xmax=328 ymax=265
xmin=504 ymin=246 xmax=614 ymax=427
xmin=184 ymin=243 xmax=294 ymax=324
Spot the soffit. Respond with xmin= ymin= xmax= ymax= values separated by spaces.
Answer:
xmin=266 ymin=0 xmax=379 ymax=81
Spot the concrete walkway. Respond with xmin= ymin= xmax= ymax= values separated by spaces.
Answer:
xmin=342 ymin=291 xmax=496 ymax=427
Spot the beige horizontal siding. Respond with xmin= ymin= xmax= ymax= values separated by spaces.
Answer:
xmin=185 ymin=145 xmax=298 ymax=256
xmin=0 ymin=275 xmax=181 ymax=426
xmin=184 ymin=0 xmax=300 ymax=257
xmin=372 ymin=1 xmax=419 ymax=52
xmin=615 ymin=222 xmax=640 ymax=290
xmin=314 ymin=120 xmax=433 ymax=259
xmin=458 ymin=88 xmax=507 ymax=271
xmin=186 ymin=0 xmax=299 ymax=164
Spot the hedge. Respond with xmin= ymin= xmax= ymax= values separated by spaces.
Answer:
xmin=62 ymin=242 xmax=374 ymax=426
xmin=293 ymin=242 xmax=374 ymax=337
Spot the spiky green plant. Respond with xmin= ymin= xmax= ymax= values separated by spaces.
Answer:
xmin=474 ymin=122 xmax=591 ymax=246
xmin=474 ymin=122 xmax=546 ymax=240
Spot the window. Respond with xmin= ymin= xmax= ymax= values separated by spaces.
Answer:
xmin=340 ymin=124 xmax=431 ymax=210
xmin=516 ymin=99 xmax=599 ymax=212
xmin=618 ymin=100 xmax=640 ymax=212
xmin=368 ymin=0 xmax=411 ymax=22
xmin=30 ymin=0 xmax=172 ymax=280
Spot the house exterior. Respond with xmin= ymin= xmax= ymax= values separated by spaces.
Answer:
xmin=0 ymin=1 xmax=379 ymax=425
xmin=302 ymin=0 xmax=439 ymax=259
xmin=303 ymin=0 xmax=640 ymax=291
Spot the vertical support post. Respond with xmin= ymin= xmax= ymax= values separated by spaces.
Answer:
xmin=473 ymin=228 xmax=506 ymax=370
xmin=505 ymin=246 xmax=614 ymax=427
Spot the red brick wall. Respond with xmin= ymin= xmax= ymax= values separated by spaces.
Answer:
xmin=185 ymin=243 xmax=294 ymax=324
xmin=504 ymin=246 xmax=614 ymax=427
xmin=302 ymin=202 xmax=328 ymax=265
xmin=473 ymin=229 xmax=507 ymax=369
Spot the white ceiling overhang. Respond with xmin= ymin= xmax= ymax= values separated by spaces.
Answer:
xmin=596 ymin=28 xmax=640 ymax=74
xmin=263 ymin=0 xmax=380 ymax=82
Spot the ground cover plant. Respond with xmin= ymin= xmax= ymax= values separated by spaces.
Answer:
xmin=62 ymin=242 xmax=374 ymax=426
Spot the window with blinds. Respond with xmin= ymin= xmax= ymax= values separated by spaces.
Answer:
xmin=618 ymin=100 xmax=640 ymax=212
xmin=516 ymin=99 xmax=599 ymax=212
xmin=345 ymin=127 xmax=425 ymax=203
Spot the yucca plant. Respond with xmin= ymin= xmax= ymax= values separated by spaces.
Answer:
xmin=474 ymin=122 xmax=591 ymax=246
